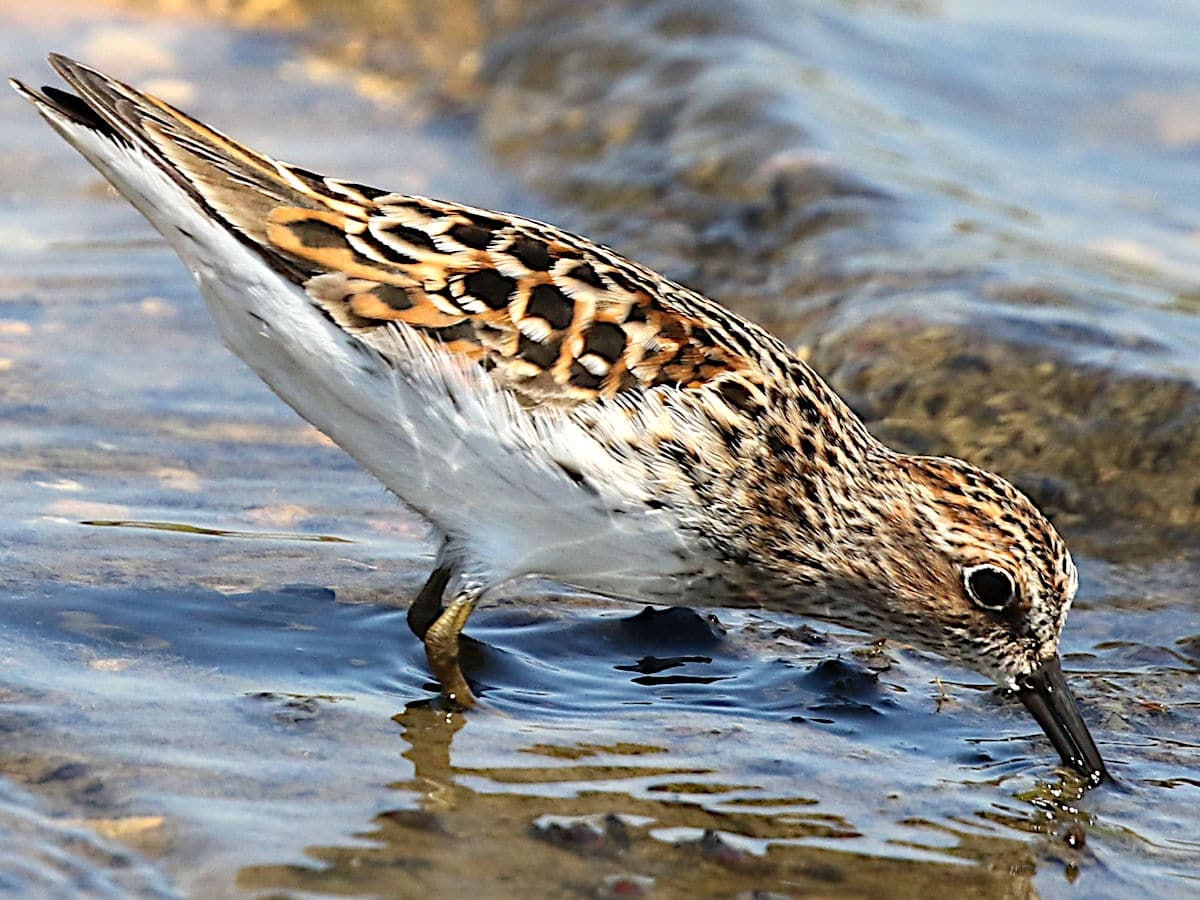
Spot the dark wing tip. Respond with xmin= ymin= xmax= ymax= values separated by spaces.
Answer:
xmin=10 ymin=77 xmax=45 ymax=105
xmin=47 ymin=52 xmax=88 ymax=81
xmin=10 ymin=76 xmax=60 ymax=111
xmin=45 ymin=53 xmax=129 ymax=111
xmin=45 ymin=85 xmax=115 ymax=132
xmin=45 ymin=54 xmax=105 ymax=99
xmin=13 ymin=55 xmax=123 ymax=138
xmin=10 ymin=75 xmax=117 ymax=137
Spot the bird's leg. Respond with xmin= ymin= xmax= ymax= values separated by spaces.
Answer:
xmin=405 ymin=545 xmax=481 ymax=706
xmin=407 ymin=563 xmax=452 ymax=639
xmin=424 ymin=588 xmax=481 ymax=708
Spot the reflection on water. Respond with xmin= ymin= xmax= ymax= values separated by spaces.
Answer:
xmin=239 ymin=704 xmax=1042 ymax=899
xmin=2 ymin=0 xmax=1199 ymax=896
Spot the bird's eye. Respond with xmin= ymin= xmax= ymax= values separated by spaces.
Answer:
xmin=964 ymin=565 xmax=1016 ymax=610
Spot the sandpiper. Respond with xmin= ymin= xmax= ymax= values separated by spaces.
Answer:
xmin=13 ymin=55 xmax=1108 ymax=784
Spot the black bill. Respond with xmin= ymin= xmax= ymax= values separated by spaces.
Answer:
xmin=1017 ymin=655 xmax=1109 ymax=785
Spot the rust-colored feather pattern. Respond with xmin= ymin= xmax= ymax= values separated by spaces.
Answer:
xmin=261 ymin=177 xmax=776 ymax=407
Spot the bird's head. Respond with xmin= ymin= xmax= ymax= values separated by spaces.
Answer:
xmin=779 ymin=450 xmax=1109 ymax=785
xmin=887 ymin=455 xmax=1106 ymax=784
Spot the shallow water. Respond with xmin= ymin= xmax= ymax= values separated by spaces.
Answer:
xmin=2 ymin=0 xmax=1199 ymax=897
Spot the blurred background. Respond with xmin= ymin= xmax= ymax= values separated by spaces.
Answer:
xmin=1 ymin=1 xmax=1198 ymax=897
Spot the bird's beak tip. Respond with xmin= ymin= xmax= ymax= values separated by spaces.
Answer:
xmin=1016 ymin=654 xmax=1109 ymax=786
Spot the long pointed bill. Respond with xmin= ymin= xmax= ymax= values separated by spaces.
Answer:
xmin=1017 ymin=655 xmax=1109 ymax=786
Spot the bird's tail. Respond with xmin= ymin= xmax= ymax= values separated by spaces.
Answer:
xmin=9 ymin=54 xmax=380 ymax=277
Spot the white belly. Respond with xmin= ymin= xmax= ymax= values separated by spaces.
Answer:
xmin=198 ymin=254 xmax=701 ymax=599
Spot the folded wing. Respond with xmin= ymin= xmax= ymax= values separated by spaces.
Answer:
xmin=20 ymin=55 xmax=782 ymax=413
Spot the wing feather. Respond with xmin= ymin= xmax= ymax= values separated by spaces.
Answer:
xmin=269 ymin=196 xmax=770 ymax=407
xmin=32 ymin=55 xmax=783 ymax=411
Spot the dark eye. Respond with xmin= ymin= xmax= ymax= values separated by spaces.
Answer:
xmin=964 ymin=565 xmax=1016 ymax=610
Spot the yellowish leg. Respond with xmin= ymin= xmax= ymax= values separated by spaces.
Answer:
xmin=424 ymin=592 xmax=479 ymax=708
